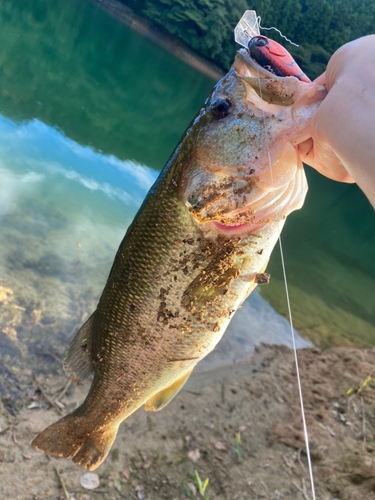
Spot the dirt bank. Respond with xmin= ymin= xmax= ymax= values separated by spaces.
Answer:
xmin=1 ymin=344 xmax=375 ymax=500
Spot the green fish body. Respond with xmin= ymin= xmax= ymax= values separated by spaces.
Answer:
xmin=32 ymin=48 xmax=326 ymax=470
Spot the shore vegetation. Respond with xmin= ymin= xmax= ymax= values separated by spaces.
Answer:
xmin=123 ymin=0 xmax=375 ymax=78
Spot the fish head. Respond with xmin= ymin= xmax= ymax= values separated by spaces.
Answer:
xmin=181 ymin=47 xmax=326 ymax=237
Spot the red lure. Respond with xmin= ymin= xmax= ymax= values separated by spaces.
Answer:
xmin=248 ymin=35 xmax=310 ymax=83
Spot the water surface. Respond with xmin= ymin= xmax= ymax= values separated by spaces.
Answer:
xmin=261 ymin=169 xmax=375 ymax=349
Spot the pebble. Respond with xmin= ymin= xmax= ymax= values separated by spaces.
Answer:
xmin=187 ymin=482 xmax=197 ymax=496
xmin=26 ymin=401 xmax=40 ymax=410
xmin=187 ymin=448 xmax=200 ymax=462
xmin=80 ymin=472 xmax=100 ymax=490
xmin=135 ymin=484 xmax=145 ymax=500
xmin=214 ymin=441 xmax=228 ymax=451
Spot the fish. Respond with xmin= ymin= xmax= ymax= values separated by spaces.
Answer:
xmin=32 ymin=40 xmax=326 ymax=471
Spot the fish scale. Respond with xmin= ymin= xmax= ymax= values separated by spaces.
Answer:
xmin=79 ymin=179 xmax=223 ymax=412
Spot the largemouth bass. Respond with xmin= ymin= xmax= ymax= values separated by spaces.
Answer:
xmin=32 ymin=42 xmax=325 ymax=470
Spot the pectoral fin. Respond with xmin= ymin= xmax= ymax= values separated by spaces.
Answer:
xmin=255 ymin=272 xmax=270 ymax=285
xmin=145 ymin=369 xmax=193 ymax=412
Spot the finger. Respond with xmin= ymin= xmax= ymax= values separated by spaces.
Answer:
xmin=313 ymin=72 xmax=326 ymax=87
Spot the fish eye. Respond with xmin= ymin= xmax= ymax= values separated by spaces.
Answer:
xmin=211 ymin=97 xmax=232 ymax=118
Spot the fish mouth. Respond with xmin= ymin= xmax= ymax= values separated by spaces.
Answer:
xmin=210 ymin=221 xmax=267 ymax=236
xmin=233 ymin=49 xmax=306 ymax=107
xmin=235 ymin=48 xmax=277 ymax=80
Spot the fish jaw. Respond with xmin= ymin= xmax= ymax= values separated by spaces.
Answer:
xmin=211 ymin=221 xmax=266 ymax=235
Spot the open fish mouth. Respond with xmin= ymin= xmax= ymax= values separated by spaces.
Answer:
xmin=236 ymin=46 xmax=278 ymax=80
xmin=233 ymin=49 xmax=309 ymax=108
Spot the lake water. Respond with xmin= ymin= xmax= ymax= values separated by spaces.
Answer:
xmin=0 ymin=0 xmax=374 ymax=397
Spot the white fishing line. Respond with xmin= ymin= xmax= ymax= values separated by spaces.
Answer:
xmin=255 ymin=54 xmax=317 ymax=500
xmin=257 ymin=16 xmax=299 ymax=47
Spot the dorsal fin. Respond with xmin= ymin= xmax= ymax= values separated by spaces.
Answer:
xmin=63 ymin=313 xmax=95 ymax=385
xmin=145 ymin=368 xmax=193 ymax=412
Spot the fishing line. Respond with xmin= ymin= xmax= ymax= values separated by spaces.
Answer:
xmin=256 ymin=16 xmax=299 ymax=47
xmin=254 ymin=43 xmax=316 ymax=500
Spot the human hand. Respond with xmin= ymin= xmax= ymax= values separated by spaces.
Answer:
xmin=296 ymin=35 xmax=375 ymax=207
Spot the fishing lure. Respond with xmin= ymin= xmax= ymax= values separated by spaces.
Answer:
xmin=234 ymin=10 xmax=310 ymax=82
xmin=248 ymin=36 xmax=310 ymax=82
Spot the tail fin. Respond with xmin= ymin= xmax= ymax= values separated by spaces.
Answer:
xmin=31 ymin=413 xmax=118 ymax=471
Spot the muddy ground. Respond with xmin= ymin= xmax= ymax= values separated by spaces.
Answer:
xmin=1 ymin=344 xmax=375 ymax=500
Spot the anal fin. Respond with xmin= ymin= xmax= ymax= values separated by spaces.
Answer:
xmin=145 ymin=369 xmax=193 ymax=412
xmin=63 ymin=313 xmax=95 ymax=384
